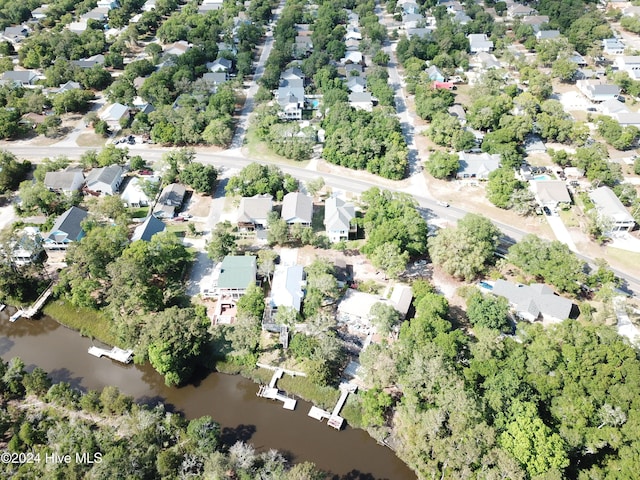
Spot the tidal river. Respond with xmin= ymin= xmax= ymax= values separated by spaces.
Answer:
xmin=0 ymin=310 xmax=416 ymax=480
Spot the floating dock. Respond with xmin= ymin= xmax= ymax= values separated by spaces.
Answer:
xmin=308 ymin=383 xmax=358 ymax=430
xmin=88 ymin=346 xmax=134 ymax=364
xmin=9 ymin=310 xmax=24 ymax=323
xmin=8 ymin=283 xmax=55 ymax=323
xmin=0 ymin=304 xmax=6 ymax=312
xmin=256 ymin=368 xmax=298 ymax=410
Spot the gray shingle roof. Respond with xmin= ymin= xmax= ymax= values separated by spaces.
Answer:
xmin=492 ymin=279 xmax=573 ymax=321
xmin=131 ymin=215 xmax=165 ymax=242
xmin=48 ymin=206 xmax=88 ymax=243
xmin=281 ymin=192 xmax=313 ymax=224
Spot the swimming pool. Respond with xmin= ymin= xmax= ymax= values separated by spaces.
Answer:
xmin=533 ymin=174 xmax=552 ymax=181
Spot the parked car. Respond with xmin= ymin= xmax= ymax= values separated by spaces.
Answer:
xmin=178 ymin=212 xmax=192 ymax=218
xmin=436 ymin=201 xmax=449 ymax=207
xmin=543 ymin=206 xmax=551 ymax=216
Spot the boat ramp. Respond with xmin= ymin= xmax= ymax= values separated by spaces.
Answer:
xmin=88 ymin=346 xmax=134 ymax=364
xmin=308 ymin=383 xmax=358 ymax=430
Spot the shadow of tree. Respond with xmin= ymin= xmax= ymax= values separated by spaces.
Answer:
xmin=220 ymin=424 xmax=257 ymax=447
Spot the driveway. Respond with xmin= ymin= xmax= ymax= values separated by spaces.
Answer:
xmin=545 ymin=213 xmax=578 ymax=252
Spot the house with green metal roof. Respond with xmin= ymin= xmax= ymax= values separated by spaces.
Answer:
xmin=213 ymin=255 xmax=257 ymax=299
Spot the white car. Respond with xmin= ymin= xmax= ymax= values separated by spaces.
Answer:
xmin=436 ymin=201 xmax=449 ymax=207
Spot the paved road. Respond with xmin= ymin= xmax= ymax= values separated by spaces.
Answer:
xmin=229 ymin=0 xmax=286 ymax=149
xmin=5 ymin=143 xmax=640 ymax=295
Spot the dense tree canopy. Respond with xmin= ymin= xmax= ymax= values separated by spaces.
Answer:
xmin=429 ymin=214 xmax=500 ymax=281
xmin=225 ymin=163 xmax=298 ymax=199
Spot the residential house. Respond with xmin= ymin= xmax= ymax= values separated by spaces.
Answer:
xmin=293 ymin=35 xmax=313 ymax=57
xmin=569 ymin=52 xmax=588 ymax=67
xmin=348 ymin=91 xmax=374 ymax=111
xmin=68 ymin=20 xmax=89 ymax=34
xmin=426 ymin=65 xmax=445 ymax=82
xmin=210 ymin=255 xmax=257 ymax=299
xmin=85 ymin=164 xmax=125 ymax=196
xmin=8 ymin=227 xmax=44 ymax=265
xmin=142 ymin=0 xmax=156 ymax=11
xmin=57 ymin=81 xmax=81 ymax=93
xmin=1 ymin=70 xmax=38 ymax=86
xmin=467 ymin=34 xmax=493 ymax=53
xmin=237 ymin=194 xmax=273 ymax=232
xmin=72 ymin=54 xmax=105 ymax=69
xmin=492 ymin=279 xmax=574 ymax=323
xmin=452 ymin=10 xmax=471 ymax=24
xmin=198 ymin=0 xmax=224 ymax=13
xmin=615 ymin=55 xmax=640 ymax=80
xmin=324 ymin=196 xmax=356 ymax=243
xmin=2 ymin=25 xmax=30 ymax=45
xmin=508 ymin=3 xmax=537 ymax=18
xmin=207 ymin=58 xmax=232 ymax=73
xmin=120 ymin=176 xmax=158 ymax=207
xmin=623 ymin=5 xmax=640 ymax=17
xmin=603 ymin=38 xmax=625 ymax=55
xmin=131 ymin=215 xmax=165 ymax=242
xmin=345 ymin=38 xmax=360 ymax=51
xmin=402 ymin=13 xmax=424 ymax=29
xmin=97 ymin=0 xmax=119 ymax=9
xmin=535 ymin=30 xmax=560 ymax=41
xmin=345 ymin=64 xmax=364 ymax=76
xmin=401 ymin=1 xmax=420 ymax=14
xmin=277 ymin=68 xmax=305 ymax=120
xmin=475 ymin=51 xmax=501 ymax=70
xmin=132 ymin=96 xmax=155 ymax=114
xmin=577 ymin=80 xmax=620 ymax=102
xmin=345 ymin=28 xmax=362 ymax=41
xmin=433 ymin=81 xmax=455 ymax=90
xmin=407 ymin=27 xmax=434 ymax=39
xmin=347 ymin=76 xmax=367 ymax=93
xmin=390 ymin=284 xmax=413 ymax=319
xmin=281 ymin=192 xmax=313 ymax=226
xmin=341 ymin=50 xmax=363 ymax=65
xmin=337 ymin=290 xmax=383 ymax=329
xmin=611 ymin=111 xmax=640 ymax=128
xmin=202 ymin=72 xmax=229 ymax=90
xmin=153 ymin=183 xmax=186 ymax=218
xmin=44 ymin=206 xmax=89 ymax=250
xmin=456 ymin=152 xmax=501 ymax=180
xmin=44 ymin=170 xmax=85 ymax=194
xmin=81 ymin=8 xmax=109 ymax=22
xmin=530 ymin=180 xmax=571 ymax=209
xmin=521 ymin=15 xmax=550 ymax=32
xmin=600 ymin=98 xmax=630 ymax=116
xmin=164 ymin=40 xmax=191 ymax=57
xmin=589 ymin=186 xmax=636 ymax=231
xmin=448 ymin=104 xmax=466 ymax=124
xmin=99 ymin=103 xmax=130 ymax=129
xmin=31 ymin=5 xmax=49 ymax=20
xmin=217 ymin=42 xmax=238 ymax=56
xmin=269 ymin=264 xmax=305 ymax=312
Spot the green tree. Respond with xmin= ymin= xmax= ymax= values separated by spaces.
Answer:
xmin=207 ymin=221 xmax=236 ymax=261
xmin=369 ymin=302 xmax=401 ymax=335
xmin=179 ymin=163 xmax=217 ymax=194
xmin=0 ymin=150 xmax=31 ymax=193
xmin=426 ymin=150 xmax=460 ymax=179
xmin=429 ymin=214 xmax=500 ymax=281
xmin=466 ymin=291 xmax=511 ymax=332
xmin=487 ymin=167 xmax=525 ymax=208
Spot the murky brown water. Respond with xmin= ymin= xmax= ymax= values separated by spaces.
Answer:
xmin=0 ymin=309 xmax=415 ymax=480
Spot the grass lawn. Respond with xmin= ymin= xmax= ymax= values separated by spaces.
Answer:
xmin=605 ymin=247 xmax=640 ymax=271
xmin=165 ymin=223 xmax=187 ymax=236
xmin=130 ymin=207 xmax=149 ymax=219
xmin=43 ymin=299 xmax=119 ymax=347
xmin=244 ymin=128 xmax=310 ymax=168
xmin=76 ymin=133 xmax=107 ymax=147
xmin=558 ymin=208 xmax=580 ymax=228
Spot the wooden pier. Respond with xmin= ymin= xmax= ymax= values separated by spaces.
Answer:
xmin=8 ymin=283 xmax=55 ymax=323
xmin=88 ymin=346 xmax=134 ymax=364
xmin=308 ymin=383 xmax=358 ymax=430
xmin=256 ymin=368 xmax=298 ymax=410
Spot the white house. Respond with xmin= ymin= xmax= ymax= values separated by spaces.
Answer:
xmin=120 ymin=176 xmax=158 ymax=207
xmin=577 ymin=80 xmax=620 ymax=102
xmin=589 ymin=186 xmax=636 ymax=231
xmin=530 ymin=180 xmax=572 ymax=209
xmin=85 ymin=165 xmax=125 ymax=196
xmin=348 ymin=92 xmax=374 ymax=111
xmin=8 ymin=227 xmax=44 ymax=265
xmin=456 ymin=152 xmax=501 ymax=180
xmin=99 ymin=103 xmax=130 ymax=129
xmin=281 ymin=192 xmax=313 ymax=226
xmin=269 ymin=264 xmax=305 ymax=312
xmin=615 ymin=56 xmax=640 ymax=80
xmin=603 ymin=38 xmax=625 ymax=55
xmin=467 ymin=34 xmax=493 ymax=53
xmin=324 ymin=196 xmax=356 ymax=243
xmin=237 ymin=194 xmax=273 ymax=232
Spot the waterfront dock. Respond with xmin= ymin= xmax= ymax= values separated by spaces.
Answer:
xmin=88 ymin=346 xmax=134 ymax=364
xmin=256 ymin=367 xmax=298 ymax=410
xmin=308 ymin=383 xmax=358 ymax=430
xmin=8 ymin=283 xmax=55 ymax=323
